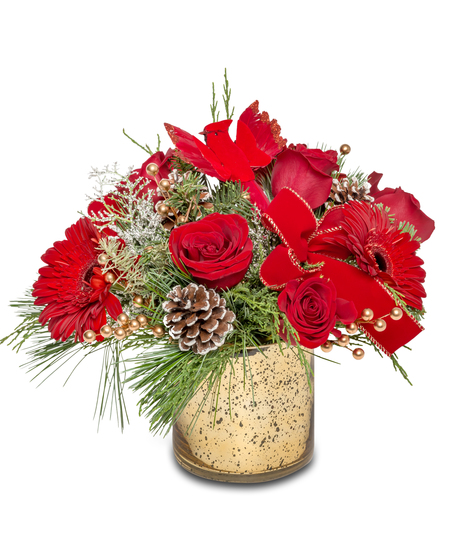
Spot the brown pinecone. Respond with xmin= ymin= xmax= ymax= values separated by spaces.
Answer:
xmin=162 ymin=283 xmax=235 ymax=355
xmin=327 ymin=177 xmax=375 ymax=207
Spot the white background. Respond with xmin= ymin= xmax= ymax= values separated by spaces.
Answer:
xmin=0 ymin=1 xmax=463 ymax=557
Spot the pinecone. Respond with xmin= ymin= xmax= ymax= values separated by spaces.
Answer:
xmin=162 ymin=284 xmax=235 ymax=355
xmin=327 ymin=177 xmax=375 ymax=207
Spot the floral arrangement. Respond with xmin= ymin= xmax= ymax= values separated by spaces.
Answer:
xmin=1 ymin=72 xmax=434 ymax=433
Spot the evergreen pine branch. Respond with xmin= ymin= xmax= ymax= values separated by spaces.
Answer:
xmin=211 ymin=181 xmax=255 ymax=221
xmin=2 ymin=291 xmax=131 ymax=429
xmin=94 ymin=341 xmax=130 ymax=431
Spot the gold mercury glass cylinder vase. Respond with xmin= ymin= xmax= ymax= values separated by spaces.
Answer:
xmin=173 ymin=344 xmax=314 ymax=483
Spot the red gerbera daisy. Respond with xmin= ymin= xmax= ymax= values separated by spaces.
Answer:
xmin=325 ymin=201 xmax=426 ymax=309
xmin=32 ymin=218 xmax=123 ymax=342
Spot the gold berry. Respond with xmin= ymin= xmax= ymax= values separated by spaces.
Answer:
xmin=361 ymin=308 xmax=374 ymax=321
xmin=83 ymin=330 xmax=97 ymax=343
xmin=133 ymin=295 xmax=144 ymax=307
xmin=177 ymin=215 xmax=187 ymax=224
xmin=128 ymin=319 xmax=140 ymax=332
xmin=117 ymin=313 xmax=129 ymax=326
xmin=136 ymin=314 xmax=148 ymax=326
xmin=338 ymin=334 xmax=350 ymax=347
xmin=157 ymin=203 xmax=170 ymax=217
xmin=152 ymin=324 xmax=165 ymax=338
xmin=158 ymin=178 xmax=171 ymax=191
xmin=340 ymin=144 xmax=351 ymax=155
xmin=346 ymin=322 xmax=358 ymax=334
xmin=146 ymin=163 xmax=159 ymax=176
xmin=100 ymin=325 xmax=113 ymax=338
xmin=321 ymin=340 xmax=333 ymax=353
xmin=390 ymin=307 xmax=403 ymax=321
xmin=98 ymin=253 xmax=109 ymax=265
xmin=114 ymin=327 xmax=126 ymax=341
xmin=353 ymin=348 xmax=365 ymax=360
xmin=374 ymin=318 xmax=387 ymax=332
xmin=104 ymin=271 xmax=116 ymax=284
xmin=241 ymin=191 xmax=251 ymax=201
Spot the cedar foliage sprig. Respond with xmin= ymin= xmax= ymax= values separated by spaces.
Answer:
xmin=222 ymin=68 xmax=235 ymax=120
xmin=122 ymin=128 xmax=153 ymax=155
xmin=210 ymin=82 xmax=219 ymax=122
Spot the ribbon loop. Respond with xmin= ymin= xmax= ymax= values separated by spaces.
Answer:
xmin=260 ymin=190 xmax=424 ymax=356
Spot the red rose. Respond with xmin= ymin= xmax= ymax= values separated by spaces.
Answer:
xmin=368 ymin=172 xmax=435 ymax=242
xmin=272 ymin=144 xmax=339 ymax=209
xmin=278 ymin=277 xmax=357 ymax=349
xmin=169 ymin=213 xmax=253 ymax=290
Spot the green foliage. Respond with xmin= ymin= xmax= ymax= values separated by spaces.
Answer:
xmin=222 ymin=68 xmax=235 ymax=120
xmin=210 ymin=82 xmax=219 ymax=122
xmin=384 ymin=284 xmax=426 ymax=323
xmin=332 ymin=329 xmax=413 ymax=385
xmin=163 ymin=172 xmax=213 ymax=221
xmin=211 ymin=180 xmax=255 ymax=221
xmin=127 ymin=342 xmax=232 ymax=435
xmin=122 ymin=128 xmax=153 ymax=155
xmin=0 ymin=292 xmax=132 ymax=430
xmin=209 ymin=68 xmax=234 ymax=122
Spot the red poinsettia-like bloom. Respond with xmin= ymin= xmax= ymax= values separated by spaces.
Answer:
xmin=32 ymin=218 xmax=123 ymax=342
xmin=324 ymin=201 xmax=426 ymax=309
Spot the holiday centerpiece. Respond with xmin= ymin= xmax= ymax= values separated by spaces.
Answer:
xmin=1 ymin=71 xmax=434 ymax=482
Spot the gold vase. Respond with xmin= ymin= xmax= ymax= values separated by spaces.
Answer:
xmin=173 ymin=344 xmax=314 ymax=483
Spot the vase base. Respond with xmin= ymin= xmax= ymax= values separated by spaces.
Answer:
xmin=173 ymin=423 xmax=314 ymax=483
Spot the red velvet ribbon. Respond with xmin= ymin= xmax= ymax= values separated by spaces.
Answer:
xmin=260 ymin=188 xmax=424 ymax=356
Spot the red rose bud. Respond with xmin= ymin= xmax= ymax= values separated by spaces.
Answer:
xmin=368 ymin=172 xmax=435 ymax=242
xmin=169 ymin=213 xmax=253 ymax=291
xmin=277 ymin=277 xmax=357 ymax=349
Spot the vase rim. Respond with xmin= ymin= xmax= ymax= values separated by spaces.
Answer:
xmin=238 ymin=342 xmax=313 ymax=356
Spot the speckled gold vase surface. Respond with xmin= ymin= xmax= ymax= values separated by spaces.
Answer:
xmin=173 ymin=344 xmax=314 ymax=483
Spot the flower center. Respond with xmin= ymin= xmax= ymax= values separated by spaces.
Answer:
xmin=83 ymin=266 xmax=95 ymax=284
xmin=372 ymin=246 xmax=393 ymax=275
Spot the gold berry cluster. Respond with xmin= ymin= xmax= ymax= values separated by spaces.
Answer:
xmin=320 ymin=306 xmax=403 ymax=360
xmin=146 ymin=164 xmax=212 ymax=230
xmin=83 ymin=294 xmax=165 ymax=343
xmin=97 ymin=252 xmax=118 ymax=284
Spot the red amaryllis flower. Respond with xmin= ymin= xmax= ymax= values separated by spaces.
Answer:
xmin=368 ymin=172 xmax=435 ymax=242
xmin=32 ymin=218 xmax=123 ymax=342
xmin=271 ymin=144 xmax=339 ymax=209
xmin=324 ymin=201 xmax=426 ymax=309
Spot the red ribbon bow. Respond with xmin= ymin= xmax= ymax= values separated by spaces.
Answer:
xmin=260 ymin=188 xmax=423 ymax=356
